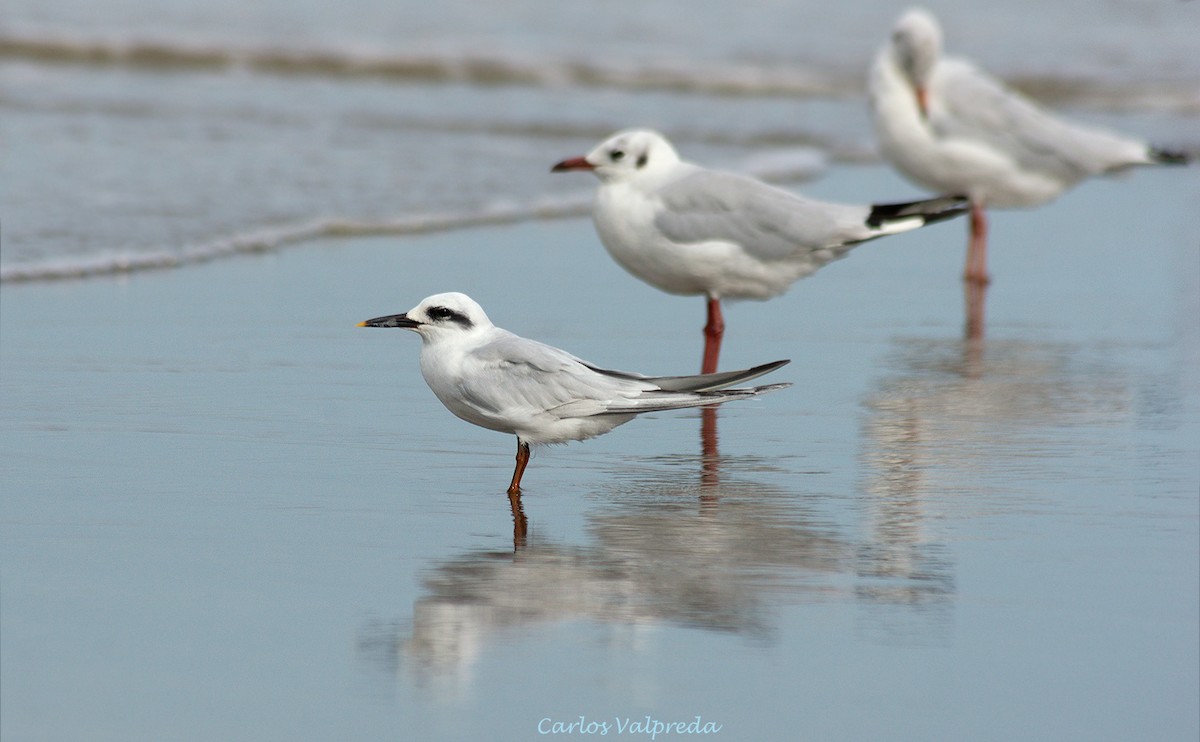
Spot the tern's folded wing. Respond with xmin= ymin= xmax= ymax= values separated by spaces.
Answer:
xmin=458 ymin=332 xmax=649 ymax=418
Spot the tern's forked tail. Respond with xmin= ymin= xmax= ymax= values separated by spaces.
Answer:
xmin=592 ymin=381 xmax=792 ymax=416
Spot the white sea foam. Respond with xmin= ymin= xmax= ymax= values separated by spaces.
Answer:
xmin=0 ymin=151 xmax=837 ymax=283
xmin=0 ymin=31 xmax=849 ymax=98
xmin=4 ymin=31 xmax=1198 ymax=110
xmin=3 ymin=17 xmax=1194 ymax=285
xmin=0 ymin=197 xmax=593 ymax=283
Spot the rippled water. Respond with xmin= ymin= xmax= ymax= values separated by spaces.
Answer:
xmin=2 ymin=0 xmax=1197 ymax=279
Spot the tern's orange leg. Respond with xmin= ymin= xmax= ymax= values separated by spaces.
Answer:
xmin=507 ymin=439 xmax=531 ymax=496
xmin=965 ymin=202 xmax=991 ymax=286
xmin=701 ymin=296 xmax=725 ymax=375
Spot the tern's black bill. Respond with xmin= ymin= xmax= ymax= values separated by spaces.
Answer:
xmin=357 ymin=313 xmax=421 ymax=329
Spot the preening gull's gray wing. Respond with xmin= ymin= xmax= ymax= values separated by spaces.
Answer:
xmin=932 ymin=59 xmax=1152 ymax=182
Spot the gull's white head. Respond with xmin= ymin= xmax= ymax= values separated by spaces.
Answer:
xmin=551 ymin=128 xmax=681 ymax=183
xmin=890 ymin=8 xmax=942 ymax=102
xmin=358 ymin=292 xmax=493 ymax=344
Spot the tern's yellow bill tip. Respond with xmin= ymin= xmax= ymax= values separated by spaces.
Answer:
xmin=356 ymin=321 xmax=368 ymax=327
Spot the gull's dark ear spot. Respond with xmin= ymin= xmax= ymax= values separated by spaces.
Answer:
xmin=636 ymin=153 xmax=648 ymax=168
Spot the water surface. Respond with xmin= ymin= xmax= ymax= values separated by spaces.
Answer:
xmin=2 ymin=0 xmax=1198 ymax=739
xmin=3 ymin=162 xmax=1198 ymax=739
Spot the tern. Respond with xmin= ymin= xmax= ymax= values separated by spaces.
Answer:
xmin=358 ymin=292 xmax=790 ymax=496
xmin=552 ymin=128 xmax=968 ymax=374
xmin=869 ymin=7 xmax=1190 ymax=287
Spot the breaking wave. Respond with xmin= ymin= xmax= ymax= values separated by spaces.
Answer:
xmin=0 ymin=148 xmax=830 ymax=283
xmin=0 ymin=32 xmax=852 ymax=98
xmin=0 ymin=197 xmax=593 ymax=283
xmin=7 ymin=31 xmax=1197 ymax=111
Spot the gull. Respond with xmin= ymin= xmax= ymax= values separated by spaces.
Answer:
xmin=869 ymin=7 xmax=1190 ymax=287
xmin=551 ymin=128 xmax=968 ymax=374
xmin=358 ymin=292 xmax=790 ymax=496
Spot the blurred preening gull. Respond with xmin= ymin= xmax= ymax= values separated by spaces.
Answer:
xmin=869 ymin=7 xmax=1191 ymax=287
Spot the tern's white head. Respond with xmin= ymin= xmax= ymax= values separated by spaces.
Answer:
xmin=358 ymin=292 xmax=493 ymax=346
xmin=551 ymin=128 xmax=682 ymax=184
xmin=890 ymin=8 xmax=942 ymax=109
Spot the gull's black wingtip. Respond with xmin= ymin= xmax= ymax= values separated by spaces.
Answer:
xmin=1150 ymin=147 xmax=1191 ymax=166
xmin=866 ymin=195 xmax=970 ymax=228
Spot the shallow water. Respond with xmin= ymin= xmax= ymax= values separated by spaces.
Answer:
xmin=3 ymin=160 xmax=1198 ymax=739
xmin=3 ymin=0 xmax=1199 ymax=738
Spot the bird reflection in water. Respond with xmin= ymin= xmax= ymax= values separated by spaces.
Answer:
xmin=507 ymin=491 xmax=528 ymax=552
xmin=700 ymin=407 xmax=721 ymax=496
xmin=505 ymin=405 xmax=722 ymax=552
xmin=358 ymin=404 xmax=960 ymax=693
xmin=964 ymin=278 xmax=987 ymax=341
xmin=857 ymin=332 xmax=1137 ymax=636
xmin=861 ymin=333 xmax=1133 ymax=498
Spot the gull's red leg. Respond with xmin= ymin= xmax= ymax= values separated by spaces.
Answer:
xmin=701 ymin=296 xmax=725 ymax=374
xmin=507 ymin=439 xmax=531 ymax=496
xmin=965 ymin=202 xmax=991 ymax=286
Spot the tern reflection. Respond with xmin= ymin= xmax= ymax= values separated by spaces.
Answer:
xmin=359 ymin=481 xmax=844 ymax=692
xmin=360 ymin=410 xmax=955 ymax=692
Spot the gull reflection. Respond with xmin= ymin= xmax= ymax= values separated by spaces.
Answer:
xmin=861 ymin=335 xmax=1133 ymax=494
xmin=964 ymin=279 xmax=987 ymax=341
xmin=856 ymin=334 xmax=1134 ymax=639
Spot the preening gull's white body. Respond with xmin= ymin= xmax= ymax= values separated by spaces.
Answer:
xmin=869 ymin=7 xmax=1190 ymax=286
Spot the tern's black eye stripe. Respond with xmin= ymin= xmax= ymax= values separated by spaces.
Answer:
xmin=427 ymin=306 xmax=473 ymax=328
xmin=636 ymin=153 xmax=648 ymax=168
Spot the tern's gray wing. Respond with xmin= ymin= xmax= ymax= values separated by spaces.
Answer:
xmin=459 ymin=331 xmax=648 ymax=418
xmin=463 ymin=333 xmax=791 ymax=419
xmin=654 ymin=168 xmax=871 ymax=258
xmin=933 ymin=58 xmax=1149 ymax=181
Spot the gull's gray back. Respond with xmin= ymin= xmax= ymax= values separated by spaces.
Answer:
xmin=653 ymin=168 xmax=871 ymax=259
